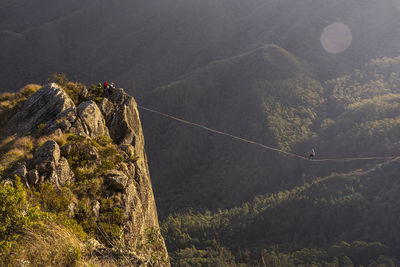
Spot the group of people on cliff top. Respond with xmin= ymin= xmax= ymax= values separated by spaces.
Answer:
xmin=96 ymin=81 xmax=115 ymax=94
xmin=99 ymin=81 xmax=115 ymax=89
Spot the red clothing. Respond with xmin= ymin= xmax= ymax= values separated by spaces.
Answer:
xmin=103 ymin=81 xmax=108 ymax=89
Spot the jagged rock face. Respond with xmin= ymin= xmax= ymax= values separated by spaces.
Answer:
xmin=4 ymin=84 xmax=168 ymax=263
xmin=100 ymin=88 xmax=163 ymax=257
xmin=6 ymin=83 xmax=76 ymax=135
xmin=33 ymin=139 xmax=60 ymax=166
xmin=76 ymin=100 xmax=110 ymax=138
xmin=100 ymin=88 xmax=142 ymax=146
xmin=32 ymin=140 xmax=74 ymax=187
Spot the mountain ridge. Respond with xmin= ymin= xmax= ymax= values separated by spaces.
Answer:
xmin=2 ymin=0 xmax=400 ymax=92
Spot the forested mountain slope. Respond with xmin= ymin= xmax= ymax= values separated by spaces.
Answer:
xmin=163 ymin=158 xmax=400 ymax=266
xmin=145 ymin=51 xmax=400 ymax=215
xmin=157 ymin=55 xmax=400 ymax=266
xmin=142 ymin=44 xmax=324 ymax=216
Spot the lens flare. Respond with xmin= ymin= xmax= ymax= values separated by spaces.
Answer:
xmin=320 ymin=22 xmax=352 ymax=54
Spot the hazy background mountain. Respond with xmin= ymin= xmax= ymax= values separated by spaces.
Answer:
xmin=1 ymin=0 xmax=400 ymax=93
xmin=2 ymin=0 xmax=400 ymax=265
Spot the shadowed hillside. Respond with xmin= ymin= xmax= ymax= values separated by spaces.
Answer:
xmin=162 ymin=158 xmax=400 ymax=266
xmin=1 ymin=0 xmax=400 ymax=94
xmin=142 ymin=44 xmax=324 ymax=216
xmin=157 ymin=55 xmax=400 ymax=265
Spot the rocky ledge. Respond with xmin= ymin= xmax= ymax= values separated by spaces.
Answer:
xmin=2 ymin=83 xmax=169 ymax=265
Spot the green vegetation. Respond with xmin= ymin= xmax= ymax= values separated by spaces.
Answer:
xmin=0 ymin=178 xmax=91 ymax=266
xmin=258 ymin=76 xmax=324 ymax=150
xmin=0 ymin=78 xmax=166 ymax=265
xmin=57 ymin=134 xmax=126 ymax=245
xmin=47 ymin=73 xmax=103 ymax=105
xmin=162 ymin=159 xmax=400 ymax=265
xmin=136 ymin=227 xmax=171 ymax=266
xmin=315 ymin=57 xmax=400 ymax=158
xmin=0 ymin=131 xmax=152 ymax=265
xmin=156 ymin=56 xmax=400 ymax=265
xmin=48 ymin=73 xmax=87 ymax=105
xmin=0 ymin=136 xmax=34 ymax=177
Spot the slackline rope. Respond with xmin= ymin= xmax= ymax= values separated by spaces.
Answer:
xmin=137 ymin=105 xmax=398 ymax=163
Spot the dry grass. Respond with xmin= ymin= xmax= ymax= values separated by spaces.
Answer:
xmin=13 ymin=136 xmax=34 ymax=152
xmin=0 ymin=84 xmax=41 ymax=128
xmin=7 ymin=222 xmax=118 ymax=267
xmin=0 ymin=149 xmax=26 ymax=174
xmin=22 ymin=84 xmax=41 ymax=93
xmin=7 ymin=222 xmax=135 ymax=267
xmin=0 ymin=136 xmax=34 ymax=176
xmin=51 ymin=133 xmax=68 ymax=147
xmin=36 ymin=132 xmax=68 ymax=147
xmin=0 ymin=92 xmax=12 ymax=101
xmin=0 ymin=135 xmax=16 ymax=153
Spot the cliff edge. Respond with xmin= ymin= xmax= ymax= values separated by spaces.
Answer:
xmin=0 ymin=82 xmax=169 ymax=266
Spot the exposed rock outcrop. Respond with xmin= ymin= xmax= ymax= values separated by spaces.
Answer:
xmin=3 ymin=84 xmax=169 ymax=264
xmin=31 ymin=140 xmax=74 ymax=187
xmin=75 ymin=100 xmax=110 ymax=138
xmin=100 ymin=88 xmax=162 ymax=255
xmin=100 ymin=88 xmax=141 ymax=146
xmin=6 ymin=83 xmax=76 ymax=135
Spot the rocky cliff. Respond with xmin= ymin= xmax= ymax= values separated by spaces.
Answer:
xmin=0 ymin=82 xmax=169 ymax=266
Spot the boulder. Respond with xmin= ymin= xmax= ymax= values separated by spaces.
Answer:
xmin=76 ymin=101 xmax=110 ymax=138
xmin=47 ymin=107 xmax=77 ymax=134
xmin=33 ymin=140 xmax=60 ymax=167
xmin=57 ymin=157 xmax=74 ymax=185
xmin=99 ymin=89 xmax=167 ymax=261
xmin=12 ymin=164 xmax=27 ymax=179
xmin=105 ymin=170 xmax=129 ymax=191
xmin=32 ymin=140 xmax=73 ymax=187
xmin=119 ymin=144 xmax=135 ymax=160
xmin=6 ymin=83 xmax=75 ymax=135
xmin=68 ymin=119 xmax=87 ymax=137
xmin=79 ymin=87 xmax=89 ymax=100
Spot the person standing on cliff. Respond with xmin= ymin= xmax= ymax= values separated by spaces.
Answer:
xmin=103 ymin=81 xmax=108 ymax=89
xmin=95 ymin=83 xmax=103 ymax=96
